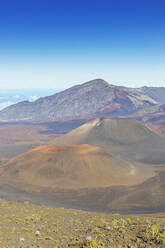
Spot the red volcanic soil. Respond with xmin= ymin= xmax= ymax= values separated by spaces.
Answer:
xmin=0 ymin=118 xmax=164 ymax=213
xmin=140 ymin=106 xmax=165 ymax=134
xmin=148 ymin=121 xmax=165 ymax=135
xmin=0 ymin=124 xmax=59 ymax=144
xmin=99 ymin=103 xmax=121 ymax=113
xmin=115 ymin=88 xmax=128 ymax=100
xmin=0 ymin=144 xmax=152 ymax=190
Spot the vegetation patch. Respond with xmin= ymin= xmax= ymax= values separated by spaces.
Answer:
xmin=0 ymin=200 xmax=164 ymax=247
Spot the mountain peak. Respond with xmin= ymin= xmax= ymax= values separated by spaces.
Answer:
xmin=0 ymin=79 xmax=160 ymax=122
xmin=82 ymin=78 xmax=109 ymax=87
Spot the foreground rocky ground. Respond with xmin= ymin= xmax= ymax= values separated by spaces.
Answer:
xmin=0 ymin=200 xmax=165 ymax=248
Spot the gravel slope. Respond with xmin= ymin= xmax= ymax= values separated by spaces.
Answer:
xmin=0 ymin=199 xmax=165 ymax=247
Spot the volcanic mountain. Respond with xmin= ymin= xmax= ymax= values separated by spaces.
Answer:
xmin=0 ymin=117 xmax=165 ymax=212
xmin=53 ymin=118 xmax=165 ymax=164
xmin=53 ymin=118 xmax=152 ymax=147
xmin=0 ymin=79 xmax=159 ymax=122
xmin=1 ymin=144 xmax=151 ymax=189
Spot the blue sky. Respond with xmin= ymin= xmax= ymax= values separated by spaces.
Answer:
xmin=0 ymin=0 xmax=165 ymax=89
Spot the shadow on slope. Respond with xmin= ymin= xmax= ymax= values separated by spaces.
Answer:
xmin=53 ymin=118 xmax=165 ymax=164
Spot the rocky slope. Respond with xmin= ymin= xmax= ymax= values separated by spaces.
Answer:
xmin=141 ymin=86 xmax=165 ymax=104
xmin=135 ymin=104 xmax=165 ymax=134
xmin=0 ymin=79 xmax=159 ymax=122
xmin=0 ymin=199 xmax=165 ymax=247
xmin=53 ymin=118 xmax=165 ymax=164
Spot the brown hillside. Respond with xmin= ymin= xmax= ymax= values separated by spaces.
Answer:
xmin=1 ymin=144 xmax=152 ymax=189
xmin=0 ymin=123 xmax=59 ymax=144
xmin=53 ymin=118 xmax=165 ymax=164
xmin=54 ymin=118 xmax=152 ymax=147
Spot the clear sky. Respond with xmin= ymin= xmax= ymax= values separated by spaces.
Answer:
xmin=0 ymin=0 xmax=165 ymax=89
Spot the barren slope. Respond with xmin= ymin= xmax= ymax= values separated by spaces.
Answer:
xmin=54 ymin=118 xmax=152 ymax=146
xmin=0 ymin=118 xmax=164 ymax=213
xmin=53 ymin=118 xmax=165 ymax=164
xmin=0 ymin=79 xmax=157 ymax=122
xmin=0 ymin=200 xmax=165 ymax=247
xmin=1 ymin=144 xmax=151 ymax=189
